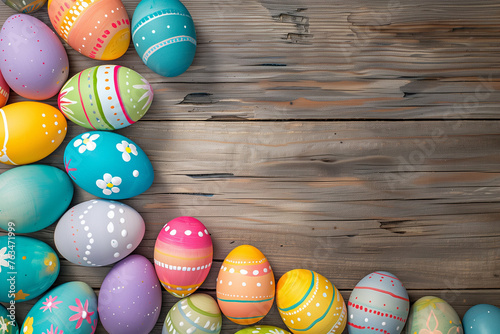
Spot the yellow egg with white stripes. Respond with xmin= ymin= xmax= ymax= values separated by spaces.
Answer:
xmin=216 ymin=245 xmax=275 ymax=325
xmin=276 ymin=269 xmax=347 ymax=334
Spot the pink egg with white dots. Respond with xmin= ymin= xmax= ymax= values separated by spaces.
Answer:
xmin=154 ymin=216 xmax=213 ymax=298
xmin=0 ymin=14 xmax=69 ymax=100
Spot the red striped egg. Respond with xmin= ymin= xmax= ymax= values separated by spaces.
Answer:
xmin=216 ymin=245 xmax=275 ymax=325
xmin=154 ymin=217 xmax=213 ymax=298
xmin=347 ymin=271 xmax=409 ymax=334
xmin=48 ymin=0 xmax=131 ymax=60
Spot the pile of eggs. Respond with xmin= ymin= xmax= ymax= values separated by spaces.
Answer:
xmin=0 ymin=1 xmax=498 ymax=334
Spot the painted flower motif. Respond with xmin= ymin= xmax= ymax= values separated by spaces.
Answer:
xmin=58 ymin=85 xmax=77 ymax=115
xmin=133 ymin=78 xmax=154 ymax=110
xmin=40 ymin=295 xmax=63 ymax=313
xmin=415 ymin=297 xmax=443 ymax=312
xmin=96 ymin=173 xmax=122 ymax=195
xmin=44 ymin=253 xmax=58 ymax=273
xmin=420 ymin=310 xmax=443 ymax=334
xmin=0 ymin=247 xmax=11 ymax=273
xmin=90 ymin=318 xmax=98 ymax=334
xmin=22 ymin=317 xmax=33 ymax=334
xmin=0 ymin=316 xmax=8 ymax=334
xmin=42 ymin=324 xmax=63 ymax=334
xmin=73 ymin=133 xmax=99 ymax=154
xmin=116 ymin=140 xmax=138 ymax=162
xmin=447 ymin=326 xmax=463 ymax=334
xmin=69 ymin=299 xmax=94 ymax=329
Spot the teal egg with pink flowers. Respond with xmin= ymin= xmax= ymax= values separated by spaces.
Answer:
xmin=20 ymin=281 xmax=98 ymax=334
xmin=64 ymin=131 xmax=154 ymax=200
xmin=132 ymin=0 xmax=196 ymax=77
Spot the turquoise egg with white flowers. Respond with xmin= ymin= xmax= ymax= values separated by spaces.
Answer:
xmin=20 ymin=281 xmax=98 ymax=334
xmin=0 ymin=236 xmax=59 ymax=303
xmin=0 ymin=165 xmax=74 ymax=233
xmin=64 ymin=131 xmax=154 ymax=200
xmin=132 ymin=0 xmax=197 ymax=77
xmin=0 ymin=303 xmax=19 ymax=334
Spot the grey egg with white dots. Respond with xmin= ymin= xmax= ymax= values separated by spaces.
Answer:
xmin=54 ymin=199 xmax=145 ymax=267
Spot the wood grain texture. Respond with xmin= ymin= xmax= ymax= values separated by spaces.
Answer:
xmin=0 ymin=0 xmax=500 ymax=333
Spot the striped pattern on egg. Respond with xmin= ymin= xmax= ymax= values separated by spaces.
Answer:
xmin=162 ymin=293 xmax=222 ymax=334
xmin=58 ymin=65 xmax=153 ymax=130
xmin=154 ymin=217 xmax=213 ymax=298
xmin=48 ymin=0 xmax=130 ymax=60
xmin=132 ymin=0 xmax=197 ymax=77
xmin=216 ymin=245 xmax=275 ymax=325
xmin=347 ymin=271 xmax=409 ymax=334
xmin=276 ymin=269 xmax=347 ymax=334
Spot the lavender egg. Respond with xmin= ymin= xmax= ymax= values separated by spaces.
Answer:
xmin=98 ymin=254 xmax=162 ymax=334
xmin=0 ymin=14 xmax=69 ymax=100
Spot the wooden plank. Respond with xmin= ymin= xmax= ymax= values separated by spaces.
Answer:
xmin=2 ymin=1 xmax=500 ymax=120
xmin=1 ymin=121 xmax=498 ymax=292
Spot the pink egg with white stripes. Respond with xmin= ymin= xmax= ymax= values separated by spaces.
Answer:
xmin=154 ymin=216 xmax=213 ymax=298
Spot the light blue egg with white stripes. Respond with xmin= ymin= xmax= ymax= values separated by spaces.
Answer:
xmin=132 ymin=0 xmax=196 ymax=77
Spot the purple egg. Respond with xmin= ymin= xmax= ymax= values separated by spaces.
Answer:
xmin=98 ymin=254 xmax=162 ymax=334
xmin=0 ymin=14 xmax=69 ymax=100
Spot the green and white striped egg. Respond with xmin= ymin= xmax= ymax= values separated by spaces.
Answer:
xmin=162 ymin=293 xmax=222 ymax=334
xmin=58 ymin=65 xmax=153 ymax=130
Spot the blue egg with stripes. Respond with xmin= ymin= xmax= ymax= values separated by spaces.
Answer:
xmin=132 ymin=0 xmax=196 ymax=77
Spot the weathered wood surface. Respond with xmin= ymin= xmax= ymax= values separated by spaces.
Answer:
xmin=1 ymin=0 xmax=500 ymax=333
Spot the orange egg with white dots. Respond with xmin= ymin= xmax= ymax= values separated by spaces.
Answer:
xmin=216 ymin=244 xmax=275 ymax=325
xmin=48 ymin=0 xmax=131 ymax=60
xmin=0 ymin=102 xmax=67 ymax=165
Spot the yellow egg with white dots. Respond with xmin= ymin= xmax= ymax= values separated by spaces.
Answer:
xmin=0 ymin=102 xmax=67 ymax=165
xmin=276 ymin=269 xmax=347 ymax=334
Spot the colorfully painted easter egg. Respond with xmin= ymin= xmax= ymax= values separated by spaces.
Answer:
xmin=235 ymin=326 xmax=291 ymax=334
xmin=0 ymin=236 xmax=59 ymax=303
xmin=58 ymin=65 xmax=154 ymax=130
xmin=48 ymin=0 xmax=130 ymax=60
xmin=162 ymin=293 xmax=222 ymax=334
xmin=463 ymin=304 xmax=500 ymax=334
xmin=0 ymin=70 xmax=9 ymax=108
xmin=54 ymin=199 xmax=145 ymax=267
xmin=132 ymin=0 xmax=197 ymax=77
xmin=0 ymin=14 xmax=69 ymax=100
xmin=276 ymin=269 xmax=347 ymax=334
xmin=154 ymin=216 xmax=213 ymax=298
xmin=98 ymin=255 xmax=162 ymax=334
xmin=405 ymin=296 xmax=463 ymax=334
xmin=216 ymin=244 xmax=275 ymax=325
xmin=0 ymin=165 xmax=74 ymax=233
xmin=347 ymin=271 xmax=409 ymax=334
xmin=21 ymin=281 xmax=98 ymax=334
xmin=0 ymin=303 xmax=18 ymax=334
xmin=64 ymin=131 xmax=154 ymax=200
xmin=1 ymin=0 xmax=47 ymax=13
xmin=0 ymin=102 xmax=67 ymax=165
